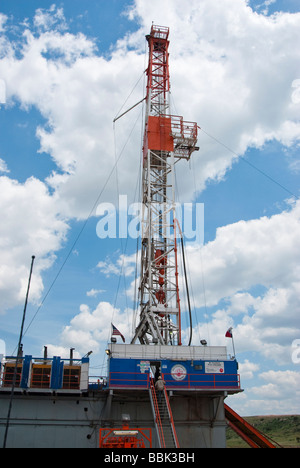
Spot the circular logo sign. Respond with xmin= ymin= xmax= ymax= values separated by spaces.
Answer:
xmin=171 ymin=364 xmax=187 ymax=381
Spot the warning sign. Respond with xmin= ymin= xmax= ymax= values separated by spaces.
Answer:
xmin=205 ymin=362 xmax=225 ymax=374
xmin=139 ymin=361 xmax=150 ymax=373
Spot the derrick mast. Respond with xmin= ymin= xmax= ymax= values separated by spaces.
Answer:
xmin=131 ymin=25 xmax=198 ymax=346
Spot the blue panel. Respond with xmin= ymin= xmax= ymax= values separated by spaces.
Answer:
xmin=20 ymin=355 xmax=32 ymax=389
xmin=109 ymin=358 xmax=149 ymax=388
xmin=50 ymin=357 xmax=64 ymax=389
xmin=108 ymin=357 xmax=240 ymax=390
xmin=162 ymin=359 xmax=239 ymax=389
xmin=58 ymin=359 xmax=64 ymax=389
xmin=50 ymin=357 xmax=57 ymax=389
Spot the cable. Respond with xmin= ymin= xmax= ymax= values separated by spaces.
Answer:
xmin=199 ymin=245 xmax=211 ymax=345
xmin=199 ymin=127 xmax=300 ymax=201
xmin=113 ymin=71 xmax=145 ymax=122
xmin=113 ymin=120 xmax=129 ymax=326
xmin=22 ymin=114 xmax=141 ymax=342
xmin=180 ymin=235 xmax=193 ymax=346
xmin=103 ymin=107 xmax=144 ymax=350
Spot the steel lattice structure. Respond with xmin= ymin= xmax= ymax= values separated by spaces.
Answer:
xmin=131 ymin=25 xmax=198 ymax=346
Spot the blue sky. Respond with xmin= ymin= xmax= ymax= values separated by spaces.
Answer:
xmin=0 ymin=0 xmax=300 ymax=417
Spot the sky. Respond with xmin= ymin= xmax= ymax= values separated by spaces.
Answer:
xmin=0 ymin=0 xmax=299 ymax=417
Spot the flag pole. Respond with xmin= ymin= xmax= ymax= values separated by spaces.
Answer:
xmin=225 ymin=327 xmax=236 ymax=358
xmin=231 ymin=332 xmax=236 ymax=358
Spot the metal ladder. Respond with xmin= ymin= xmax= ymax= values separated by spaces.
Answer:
xmin=149 ymin=378 xmax=179 ymax=448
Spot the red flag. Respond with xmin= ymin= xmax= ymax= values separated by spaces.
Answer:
xmin=112 ymin=323 xmax=125 ymax=343
xmin=225 ymin=327 xmax=233 ymax=338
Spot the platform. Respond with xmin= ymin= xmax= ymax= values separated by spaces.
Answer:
xmin=107 ymin=344 xmax=241 ymax=394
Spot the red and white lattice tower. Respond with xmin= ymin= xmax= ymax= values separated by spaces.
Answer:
xmin=131 ymin=25 xmax=198 ymax=346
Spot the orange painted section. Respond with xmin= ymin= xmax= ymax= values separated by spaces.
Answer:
xmin=147 ymin=116 xmax=174 ymax=152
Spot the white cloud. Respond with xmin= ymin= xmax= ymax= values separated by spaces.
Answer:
xmin=96 ymin=260 xmax=120 ymax=278
xmin=292 ymin=79 xmax=300 ymax=104
xmin=0 ymin=176 xmax=68 ymax=312
xmin=239 ymin=359 xmax=260 ymax=380
xmin=33 ymin=5 xmax=67 ymax=33
xmin=0 ymin=79 xmax=6 ymax=104
xmin=251 ymin=370 xmax=300 ymax=400
xmin=43 ymin=344 xmax=81 ymax=360
xmin=97 ymin=251 xmax=140 ymax=278
xmin=0 ymin=14 xmax=144 ymax=220
xmin=86 ymin=288 xmax=105 ymax=298
xmin=186 ymin=200 xmax=300 ymax=309
xmin=0 ymin=158 xmax=9 ymax=173
xmin=0 ymin=13 xmax=7 ymax=33
xmin=227 ymin=292 xmax=259 ymax=316
xmin=228 ymin=369 xmax=300 ymax=415
xmin=47 ymin=301 xmax=132 ymax=355
xmin=126 ymin=0 xmax=300 ymax=198
xmin=0 ymin=339 xmax=6 ymax=356
xmin=0 ymin=1 xmax=298 ymax=223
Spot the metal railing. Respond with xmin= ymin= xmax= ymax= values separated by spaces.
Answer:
xmin=163 ymin=372 xmax=241 ymax=389
xmin=108 ymin=371 xmax=240 ymax=390
xmin=163 ymin=385 xmax=180 ymax=448
xmin=0 ymin=365 xmax=22 ymax=388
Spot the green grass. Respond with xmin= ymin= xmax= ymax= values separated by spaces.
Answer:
xmin=226 ymin=415 xmax=300 ymax=448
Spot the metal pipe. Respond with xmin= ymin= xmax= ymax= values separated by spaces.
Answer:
xmin=70 ymin=348 xmax=75 ymax=365
xmin=113 ymin=97 xmax=146 ymax=123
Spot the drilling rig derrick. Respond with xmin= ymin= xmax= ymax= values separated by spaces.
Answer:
xmin=131 ymin=25 xmax=198 ymax=346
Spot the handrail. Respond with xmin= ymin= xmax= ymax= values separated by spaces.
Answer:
xmin=163 ymin=372 xmax=240 ymax=389
xmin=99 ymin=427 xmax=152 ymax=448
xmin=159 ymin=114 xmax=198 ymax=141
xmin=108 ymin=371 xmax=240 ymax=390
xmin=163 ymin=385 xmax=180 ymax=448
xmin=150 ymin=378 xmax=166 ymax=448
xmin=0 ymin=368 xmax=22 ymax=388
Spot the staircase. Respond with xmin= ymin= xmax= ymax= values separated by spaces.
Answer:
xmin=149 ymin=378 xmax=179 ymax=448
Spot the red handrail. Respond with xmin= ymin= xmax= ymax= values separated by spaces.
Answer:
xmin=1 ymin=367 xmax=22 ymax=387
xmin=150 ymin=378 xmax=166 ymax=448
xmin=163 ymin=385 xmax=180 ymax=448
xmin=108 ymin=371 xmax=240 ymax=390
xmin=99 ymin=427 xmax=152 ymax=448
xmin=163 ymin=372 xmax=240 ymax=389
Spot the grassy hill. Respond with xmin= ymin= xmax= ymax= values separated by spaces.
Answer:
xmin=226 ymin=415 xmax=300 ymax=448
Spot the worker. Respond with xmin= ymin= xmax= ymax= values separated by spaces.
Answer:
xmin=154 ymin=364 xmax=160 ymax=383
xmin=155 ymin=375 xmax=166 ymax=403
